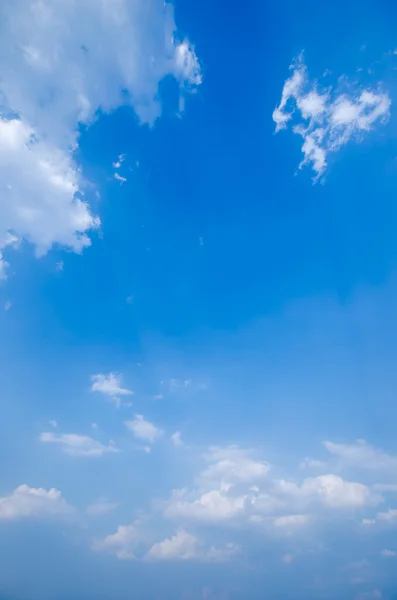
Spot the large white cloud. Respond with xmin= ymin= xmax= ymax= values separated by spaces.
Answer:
xmin=273 ymin=56 xmax=390 ymax=178
xmin=0 ymin=484 xmax=73 ymax=520
xmin=0 ymin=0 xmax=201 ymax=276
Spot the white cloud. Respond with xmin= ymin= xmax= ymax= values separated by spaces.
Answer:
xmin=171 ymin=431 xmax=183 ymax=447
xmin=381 ymin=549 xmax=396 ymax=557
xmin=93 ymin=520 xmax=144 ymax=560
xmin=273 ymin=56 xmax=390 ymax=178
xmin=278 ymin=474 xmax=375 ymax=509
xmin=86 ymin=499 xmax=119 ymax=516
xmin=324 ymin=440 xmax=397 ymax=471
xmin=125 ymin=414 xmax=163 ymax=444
xmin=201 ymin=446 xmax=269 ymax=485
xmin=146 ymin=530 xmax=239 ymax=562
xmin=274 ymin=514 xmax=310 ymax=528
xmin=0 ymin=484 xmax=72 ymax=520
xmin=146 ymin=530 xmax=198 ymax=561
xmin=39 ymin=431 xmax=118 ymax=457
xmin=363 ymin=508 xmax=397 ymax=527
xmin=0 ymin=0 xmax=201 ymax=276
xmin=91 ymin=372 xmax=133 ymax=407
xmin=299 ymin=457 xmax=327 ymax=470
xmin=164 ymin=488 xmax=246 ymax=522
xmin=4 ymin=300 xmax=12 ymax=311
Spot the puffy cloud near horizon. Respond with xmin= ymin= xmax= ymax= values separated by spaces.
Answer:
xmin=0 ymin=0 xmax=201 ymax=277
xmin=0 ymin=484 xmax=73 ymax=520
xmin=273 ymin=55 xmax=390 ymax=178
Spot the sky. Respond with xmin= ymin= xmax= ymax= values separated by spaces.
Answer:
xmin=1 ymin=0 xmax=397 ymax=598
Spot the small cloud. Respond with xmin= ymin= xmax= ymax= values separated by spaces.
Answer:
xmin=299 ymin=457 xmax=327 ymax=470
xmin=126 ymin=295 xmax=134 ymax=304
xmin=282 ymin=554 xmax=294 ymax=564
xmin=113 ymin=154 xmax=126 ymax=169
xmin=125 ymin=414 xmax=163 ymax=444
xmin=381 ymin=549 xmax=396 ymax=557
xmin=56 ymin=261 xmax=64 ymax=271
xmin=153 ymin=393 xmax=163 ymax=400
xmin=91 ymin=422 xmax=98 ymax=430
xmin=168 ymin=378 xmax=192 ymax=392
xmin=143 ymin=446 xmax=151 ymax=454
xmin=39 ymin=432 xmax=118 ymax=457
xmin=273 ymin=56 xmax=391 ymax=178
xmin=171 ymin=431 xmax=183 ymax=447
xmin=91 ymin=372 xmax=133 ymax=407
xmin=199 ymin=236 xmax=204 ymax=246
xmin=4 ymin=300 xmax=12 ymax=311
xmin=49 ymin=420 xmax=58 ymax=428
xmin=114 ymin=173 xmax=127 ymax=184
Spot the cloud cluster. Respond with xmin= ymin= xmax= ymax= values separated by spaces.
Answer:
xmin=94 ymin=522 xmax=239 ymax=563
xmin=0 ymin=484 xmax=72 ymax=520
xmin=273 ymin=56 xmax=390 ymax=178
xmin=0 ymin=0 xmax=201 ymax=276
xmin=164 ymin=444 xmax=381 ymax=529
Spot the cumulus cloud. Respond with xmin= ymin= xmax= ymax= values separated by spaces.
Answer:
xmin=146 ymin=530 xmax=239 ymax=562
xmin=0 ymin=0 xmax=201 ymax=276
xmin=324 ymin=440 xmax=397 ymax=472
xmin=165 ymin=488 xmax=247 ymax=522
xmin=91 ymin=372 xmax=133 ymax=407
xmin=39 ymin=431 xmax=118 ymax=457
xmin=92 ymin=520 xmax=145 ymax=560
xmin=0 ymin=484 xmax=72 ymax=520
xmin=125 ymin=414 xmax=163 ymax=444
xmin=273 ymin=56 xmax=390 ymax=178
xmin=201 ymin=446 xmax=270 ymax=486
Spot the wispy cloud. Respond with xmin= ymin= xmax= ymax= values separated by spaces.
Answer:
xmin=273 ymin=55 xmax=390 ymax=178
xmin=39 ymin=432 xmax=118 ymax=457
xmin=125 ymin=415 xmax=163 ymax=444
xmin=91 ymin=373 xmax=133 ymax=407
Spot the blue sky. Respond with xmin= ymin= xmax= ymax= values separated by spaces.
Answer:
xmin=1 ymin=0 xmax=397 ymax=599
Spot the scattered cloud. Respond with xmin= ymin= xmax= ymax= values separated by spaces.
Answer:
xmin=324 ymin=440 xmax=397 ymax=471
xmin=125 ymin=414 xmax=163 ymax=444
xmin=381 ymin=549 xmax=396 ymax=557
xmin=56 ymin=261 xmax=64 ymax=272
xmin=273 ymin=55 xmax=390 ymax=178
xmin=0 ymin=0 xmax=201 ymax=276
xmin=299 ymin=458 xmax=327 ymax=470
xmin=114 ymin=172 xmax=127 ymax=184
xmin=165 ymin=488 xmax=246 ymax=522
xmin=362 ymin=509 xmax=397 ymax=527
xmin=91 ymin=373 xmax=133 ymax=407
xmin=39 ymin=432 xmax=118 ymax=457
xmin=201 ymin=446 xmax=270 ymax=485
xmin=146 ymin=530 xmax=239 ymax=562
xmin=86 ymin=499 xmax=119 ymax=517
xmin=0 ymin=484 xmax=73 ymax=520
xmin=171 ymin=431 xmax=183 ymax=447
xmin=49 ymin=420 xmax=58 ymax=428
xmin=92 ymin=520 xmax=145 ymax=560
xmin=4 ymin=300 xmax=12 ymax=311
